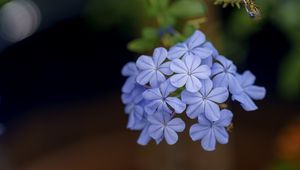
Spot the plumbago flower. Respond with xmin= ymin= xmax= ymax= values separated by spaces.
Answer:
xmin=121 ymin=30 xmax=266 ymax=151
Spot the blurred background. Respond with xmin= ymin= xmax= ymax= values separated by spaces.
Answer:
xmin=0 ymin=0 xmax=299 ymax=169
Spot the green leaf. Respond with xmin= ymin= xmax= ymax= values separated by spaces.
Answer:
xmin=127 ymin=38 xmax=157 ymax=53
xmin=142 ymin=27 xmax=158 ymax=40
xmin=169 ymin=0 xmax=205 ymax=18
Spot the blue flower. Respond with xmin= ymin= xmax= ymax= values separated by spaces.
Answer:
xmin=136 ymin=47 xmax=172 ymax=87
xmin=211 ymin=55 xmax=243 ymax=94
xmin=148 ymin=112 xmax=185 ymax=145
xmin=168 ymin=30 xmax=212 ymax=60
xmin=201 ymin=42 xmax=219 ymax=67
xmin=143 ymin=80 xmax=186 ymax=115
xmin=189 ymin=109 xmax=233 ymax=151
xmin=181 ymin=79 xmax=229 ymax=121
xmin=170 ymin=55 xmax=211 ymax=92
xmin=232 ymin=71 xmax=266 ymax=111
xmin=125 ymin=102 xmax=147 ymax=130
xmin=121 ymin=84 xmax=145 ymax=105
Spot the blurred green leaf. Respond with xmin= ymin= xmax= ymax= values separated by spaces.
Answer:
xmin=128 ymin=38 xmax=157 ymax=53
xmin=169 ymin=0 xmax=205 ymax=18
xmin=142 ymin=27 xmax=158 ymax=40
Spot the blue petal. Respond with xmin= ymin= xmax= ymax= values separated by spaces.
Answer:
xmin=213 ymin=73 xmax=228 ymax=88
xmin=186 ymin=30 xmax=206 ymax=49
xmin=136 ymin=69 xmax=154 ymax=85
xmin=143 ymin=88 xmax=162 ymax=100
xmin=192 ymin=65 xmax=211 ymax=80
xmin=122 ymin=62 xmax=138 ymax=77
xmin=166 ymin=97 xmax=186 ymax=114
xmin=201 ymin=56 xmax=213 ymax=67
xmin=167 ymin=43 xmax=188 ymax=60
xmin=186 ymin=76 xmax=202 ymax=92
xmin=198 ymin=114 xmax=212 ymax=126
xmin=136 ymin=55 xmax=155 ymax=70
xmin=181 ymin=90 xmax=203 ymax=105
xmin=192 ymin=47 xmax=212 ymax=59
xmin=153 ymin=47 xmax=168 ymax=67
xmin=170 ymin=74 xmax=188 ymax=88
xmin=232 ymin=93 xmax=258 ymax=111
xmin=213 ymin=126 xmax=229 ymax=144
xmin=189 ymin=124 xmax=210 ymax=141
xmin=159 ymin=62 xmax=173 ymax=75
xmin=160 ymin=80 xmax=177 ymax=97
xmin=137 ymin=124 xmax=151 ymax=146
xmin=244 ymin=85 xmax=266 ymax=100
xmin=215 ymin=55 xmax=232 ymax=68
xmin=186 ymin=103 xmax=204 ymax=119
xmin=228 ymin=74 xmax=243 ymax=94
xmin=167 ymin=118 xmax=185 ymax=132
xmin=204 ymin=100 xmax=221 ymax=121
xmin=215 ymin=109 xmax=233 ymax=127
xmin=170 ymin=59 xmax=188 ymax=73
xmin=145 ymin=100 xmax=163 ymax=115
xmin=240 ymin=71 xmax=256 ymax=87
xmin=201 ymin=130 xmax=216 ymax=151
xmin=211 ymin=63 xmax=224 ymax=76
xmin=208 ymin=87 xmax=229 ymax=103
xmin=202 ymin=42 xmax=219 ymax=58
xmin=184 ymin=54 xmax=201 ymax=72
xmin=122 ymin=76 xmax=136 ymax=93
xmin=200 ymin=79 xmax=213 ymax=96
xmin=164 ymin=127 xmax=179 ymax=145
xmin=149 ymin=71 xmax=166 ymax=87
xmin=148 ymin=124 xmax=164 ymax=140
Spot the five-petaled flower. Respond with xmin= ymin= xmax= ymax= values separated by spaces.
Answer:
xmin=168 ymin=31 xmax=212 ymax=60
xmin=212 ymin=55 xmax=243 ymax=94
xmin=148 ymin=112 xmax=185 ymax=145
xmin=189 ymin=109 xmax=233 ymax=151
xmin=181 ymin=79 xmax=229 ymax=121
xmin=136 ymin=47 xmax=172 ymax=87
xmin=170 ymin=54 xmax=211 ymax=92
xmin=143 ymin=80 xmax=186 ymax=115
xmin=232 ymin=71 xmax=266 ymax=111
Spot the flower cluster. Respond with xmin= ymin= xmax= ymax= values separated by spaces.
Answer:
xmin=121 ymin=30 xmax=266 ymax=151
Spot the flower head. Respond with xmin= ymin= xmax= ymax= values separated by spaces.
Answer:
xmin=168 ymin=31 xmax=212 ymax=60
xmin=136 ymin=47 xmax=172 ymax=87
xmin=170 ymin=55 xmax=211 ymax=92
xmin=143 ymin=80 xmax=186 ymax=115
xmin=212 ymin=55 xmax=243 ymax=94
xmin=148 ymin=112 xmax=185 ymax=145
xmin=189 ymin=109 xmax=233 ymax=151
xmin=232 ymin=71 xmax=266 ymax=111
xmin=181 ymin=79 xmax=229 ymax=121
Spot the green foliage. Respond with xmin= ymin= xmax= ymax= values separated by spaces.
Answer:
xmin=128 ymin=0 xmax=206 ymax=54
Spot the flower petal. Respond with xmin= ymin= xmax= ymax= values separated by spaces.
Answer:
xmin=143 ymin=88 xmax=162 ymax=100
xmin=149 ymin=71 xmax=166 ymax=87
xmin=228 ymin=74 xmax=243 ymax=94
xmin=203 ymin=42 xmax=219 ymax=58
xmin=204 ymin=100 xmax=221 ymax=121
xmin=186 ymin=76 xmax=202 ymax=92
xmin=244 ymin=85 xmax=266 ymax=100
xmin=192 ymin=65 xmax=211 ymax=79
xmin=213 ymin=73 xmax=228 ymax=87
xmin=165 ymin=97 xmax=186 ymax=113
xmin=186 ymin=30 xmax=206 ymax=49
xmin=184 ymin=54 xmax=201 ymax=72
xmin=122 ymin=76 xmax=136 ymax=93
xmin=159 ymin=61 xmax=173 ymax=75
xmin=189 ymin=124 xmax=210 ymax=141
xmin=181 ymin=90 xmax=203 ymax=105
xmin=170 ymin=74 xmax=188 ymax=88
xmin=136 ymin=55 xmax=155 ymax=70
xmin=200 ymin=79 xmax=213 ymax=96
xmin=167 ymin=118 xmax=185 ymax=132
xmin=192 ymin=47 xmax=212 ymax=59
xmin=232 ymin=93 xmax=258 ymax=111
xmin=201 ymin=130 xmax=216 ymax=151
xmin=136 ymin=69 xmax=154 ymax=85
xmin=208 ymin=87 xmax=229 ymax=103
xmin=215 ymin=55 xmax=232 ymax=68
xmin=211 ymin=63 xmax=224 ymax=76
xmin=167 ymin=43 xmax=188 ymax=60
xmin=164 ymin=127 xmax=178 ymax=145
xmin=186 ymin=103 xmax=204 ymax=119
xmin=170 ymin=59 xmax=188 ymax=73
xmin=121 ymin=62 xmax=138 ymax=76
xmin=137 ymin=124 xmax=151 ymax=146
xmin=198 ymin=114 xmax=212 ymax=126
xmin=215 ymin=109 xmax=233 ymax=127
xmin=145 ymin=100 xmax=163 ymax=115
xmin=213 ymin=126 xmax=229 ymax=144
xmin=201 ymin=56 xmax=213 ymax=67
xmin=153 ymin=47 xmax=168 ymax=67
xmin=160 ymin=80 xmax=177 ymax=97
xmin=148 ymin=125 xmax=164 ymax=140
xmin=240 ymin=71 xmax=256 ymax=87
